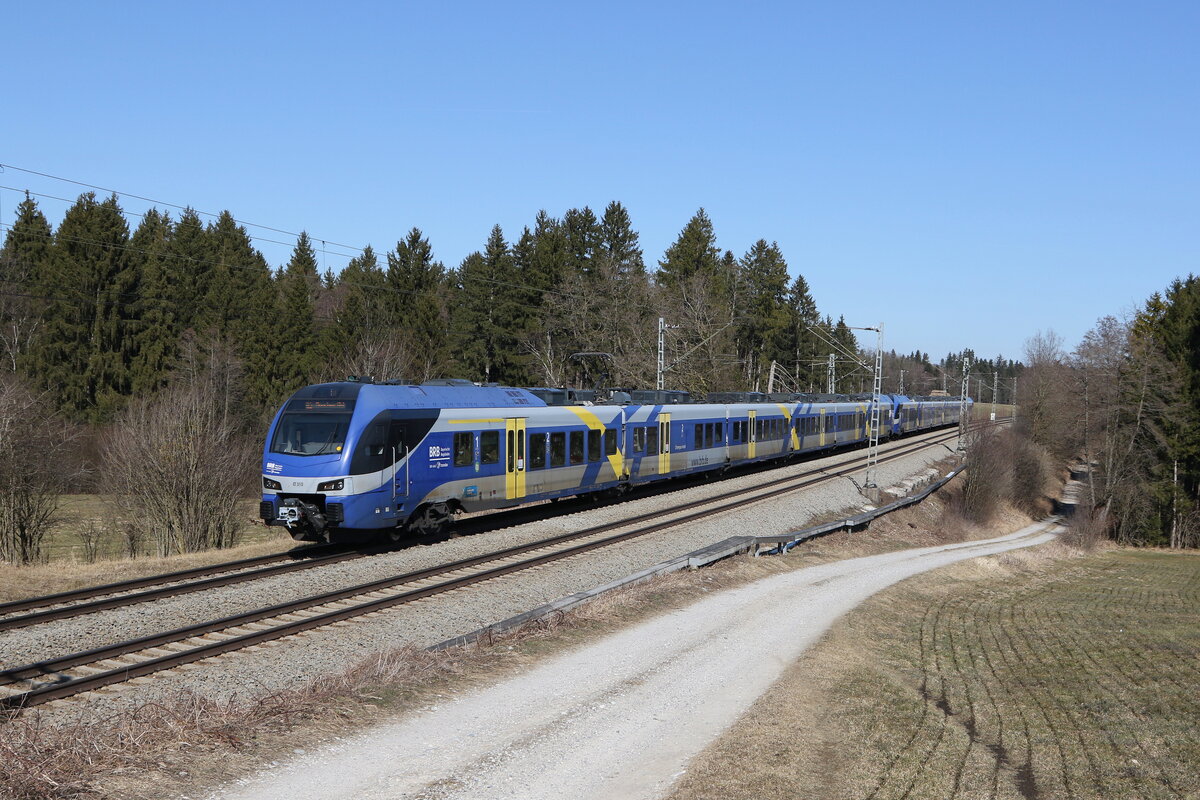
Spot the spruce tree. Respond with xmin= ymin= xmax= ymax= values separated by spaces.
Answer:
xmin=599 ymin=201 xmax=644 ymax=277
xmin=738 ymin=240 xmax=792 ymax=388
xmin=33 ymin=192 xmax=136 ymax=418
xmin=832 ymin=315 xmax=860 ymax=393
xmin=165 ymin=208 xmax=212 ymax=333
xmin=453 ymin=225 xmax=526 ymax=384
xmin=785 ymin=273 xmax=820 ymax=391
xmin=386 ymin=228 xmax=447 ymax=379
xmin=0 ymin=193 xmax=54 ymax=373
xmin=529 ymin=210 xmax=569 ymax=292
xmin=562 ymin=206 xmax=601 ymax=278
xmin=204 ymin=211 xmax=281 ymax=409
xmin=657 ymin=208 xmax=721 ymax=289
xmin=127 ymin=209 xmax=176 ymax=395
xmin=274 ymin=232 xmax=321 ymax=393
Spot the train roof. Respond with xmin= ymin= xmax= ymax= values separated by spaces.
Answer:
xmin=287 ymin=382 xmax=547 ymax=411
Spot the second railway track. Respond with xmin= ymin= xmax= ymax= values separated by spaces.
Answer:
xmin=0 ymin=426 xmax=969 ymax=711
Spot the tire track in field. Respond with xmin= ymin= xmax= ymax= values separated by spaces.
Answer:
xmin=939 ymin=594 xmax=986 ymax=798
xmin=1038 ymin=608 xmax=1190 ymax=797
xmin=987 ymin=585 xmax=1082 ymax=798
xmin=1005 ymin=586 xmax=1109 ymax=796
xmin=864 ymin=601 xmax=949 ymax=800
xmin=1051 ymin=607 xmax=1200 ymax=742
xmin=896 ymin=596 xmax=957 ymax=799
xmin=1036 ymin=577 xmax=1197 ymax=796
xmin=976 ymin=584 xmax=1049 ymax=799
xmin=1014 ymin=600 xmax=1181 ymax=798
xmin=1018 ymin=558 xmax=1196 ymax=798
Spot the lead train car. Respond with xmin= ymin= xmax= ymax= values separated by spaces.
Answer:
xmin=260 ymin=381 xmax=968 ymax=542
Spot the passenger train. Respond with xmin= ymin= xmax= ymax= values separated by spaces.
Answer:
xmin=260 ymin=380 xmax=969 ymax=542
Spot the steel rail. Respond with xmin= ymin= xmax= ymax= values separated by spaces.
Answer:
xmin=0 ymin=427 xmax=966 ymax=710
xmin=0 ymin=547 xmax=371 ymax=632
xmin=0 ymin=544 xmax=341 ymax=618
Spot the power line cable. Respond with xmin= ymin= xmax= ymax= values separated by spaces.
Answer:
xmin=0 ymin=162 xmax=364 ymax=252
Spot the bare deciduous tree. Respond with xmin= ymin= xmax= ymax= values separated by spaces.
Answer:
xmin=522 ymin=257 xmax=657 ymax=390
xmin=0 ymin=375 xmax=82 ymax=564
xmin=1018 ymin=329 xmax=1079 ymax=457
xmin=322 ymin=327 xmax=420 ymax=384
xmin=102 ymin=363 xmax=257 ymax=556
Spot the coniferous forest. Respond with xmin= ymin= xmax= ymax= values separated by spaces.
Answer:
xmin=1 ymin=192 xmax=1017 ymax=418
xmin=0 ymin=190 xmax=1196 ymax=558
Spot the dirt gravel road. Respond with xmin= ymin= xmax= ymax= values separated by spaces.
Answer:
xmin=208 ymin=521 xmax=1059 ymax=800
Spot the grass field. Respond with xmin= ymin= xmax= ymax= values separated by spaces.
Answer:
xmin=35 ymin=494 xmax=280 ymax=563
xmin=667 ymin=546 xmax=1200 ymax=800
xmin=973 ymin=403 xmax=1016 ymax=421
xmin=0 ymin=496 xmax=292 ymax=604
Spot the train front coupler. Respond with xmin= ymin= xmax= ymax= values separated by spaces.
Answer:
xmin=277 ymin=498 xmax=328 ymax=541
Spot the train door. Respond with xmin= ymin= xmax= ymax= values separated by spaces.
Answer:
xmin=658 ymin=413 xmax=671 ymax=473
xmin=390 ymin=420 xmax=409 ymax=502
xmin=747 ymin=410 xmax=757 ymax=458
xmin=505 ymin=418 xmax=527 ymax=500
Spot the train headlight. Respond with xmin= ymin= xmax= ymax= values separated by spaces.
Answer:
xmin=263 ymin=477 xmax=282 ymax=491
xmin=317 ymin=479 xmax=345 ymax=492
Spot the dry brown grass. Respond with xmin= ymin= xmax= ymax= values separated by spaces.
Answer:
xmin=0 ymin=518 xmax=291 ymax=605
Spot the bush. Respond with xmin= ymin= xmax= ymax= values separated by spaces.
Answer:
xmin=102 ymin=371 xmax=257 ymax=556
xmin=956 ymin=426 xmax=1013 ymax=523
xmin=956 ymin=427 xmax=1054 ymax=523
xmin=0 ymin=375 xmax=82 ymax=564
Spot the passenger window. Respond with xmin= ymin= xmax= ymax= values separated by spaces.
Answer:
xmin=605 ymin=429 xmax=617 ymax=455
xmin=480 ymin=431 xmax=499 ymax=464
xmin=570 ymin=430 xmax=585 ymax=464
xmin=587 ymin=429 xmax=601 ymax=462
xmin=530 ymin=432 xmax=546 ymax=469
xmin=716 ymin=422 xmax=723 ymax=441
xmin=550 ymin=432 xmax=566 ymax=467
xmin=704 ymin=423 xmax=713 ymax=448
xmin=647 ymin=426 xmax=658 ymax=455
xmin=453 ymin=432 xmax=474 ymax=467
xmin=633 ymin=427 xmax=645 ymax=453
xmin=695 ymin=424 xmax=703 ymax=448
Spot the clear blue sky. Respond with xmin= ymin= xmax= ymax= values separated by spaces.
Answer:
xmin=3 ymin=1 xmax=1197 ymax=363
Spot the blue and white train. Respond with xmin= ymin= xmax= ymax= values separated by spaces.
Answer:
xmin=260 ymin=380 xmax=968 ymax=541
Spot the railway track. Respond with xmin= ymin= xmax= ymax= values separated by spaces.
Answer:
xmin=0 ymin=426 xmax=969 ymax=711
xmin=0 ymin=424 xmax=973 ymax=632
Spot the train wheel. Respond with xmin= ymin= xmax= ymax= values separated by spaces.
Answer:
xmin=410 ymin=503 xmax=451 ymax=537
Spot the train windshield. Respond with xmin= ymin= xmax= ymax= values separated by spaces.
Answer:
xmin=270 ymin=413 xmax=353 ymax=456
